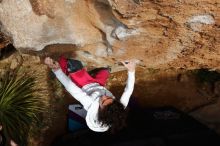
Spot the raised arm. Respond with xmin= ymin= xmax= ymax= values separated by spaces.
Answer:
xmin=120 ymin=59 xmax=137 ymax=107
xmin=44 ymin=57 xmax=93 ymax=110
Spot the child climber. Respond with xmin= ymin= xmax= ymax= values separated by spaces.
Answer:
xmin=44 ymin=56 xmax=136 ymax=133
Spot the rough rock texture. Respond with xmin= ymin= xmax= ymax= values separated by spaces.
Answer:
xmin=0 ymin=0 xmax=219 ymax=71
xmin=109 ymin=0 xmax=220 ymax=70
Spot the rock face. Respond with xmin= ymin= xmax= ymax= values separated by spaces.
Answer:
xmin=0 ymin=0 xmax=219 ymax=70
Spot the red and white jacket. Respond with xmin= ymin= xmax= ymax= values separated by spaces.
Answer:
xmin=53 ymin=69 xmax=135 ymax=132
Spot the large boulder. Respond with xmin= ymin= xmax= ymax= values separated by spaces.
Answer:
xmin=0 ymin=0 xmax=219 ymax=70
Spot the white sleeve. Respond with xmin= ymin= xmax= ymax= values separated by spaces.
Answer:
xmin=120 ymin=71 xmax=135 ymax=108
xmin=53 ymin=69 xmax=93 ymax=110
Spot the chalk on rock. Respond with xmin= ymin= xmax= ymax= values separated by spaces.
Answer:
xmin=188 ymin=14 xmax=215 ymax=25
xmin=187 ymin=14 xmax=215 ymax=32
xmin=113 ymin=25 xmax=139 ymax=40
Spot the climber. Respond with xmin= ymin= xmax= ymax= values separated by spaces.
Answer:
xmin=44 ymin=56 xmax=137 ymax=133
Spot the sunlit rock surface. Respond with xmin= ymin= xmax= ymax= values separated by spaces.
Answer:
xmin=0 ymin=0 xmax=219 ymax=71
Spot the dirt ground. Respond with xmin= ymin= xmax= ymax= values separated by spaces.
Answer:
xmin=0 ymin=52 xmax=220 ymax=146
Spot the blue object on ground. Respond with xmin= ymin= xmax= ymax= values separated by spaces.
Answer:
xmin=68 ymin=104 xmax=87 ymax=132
